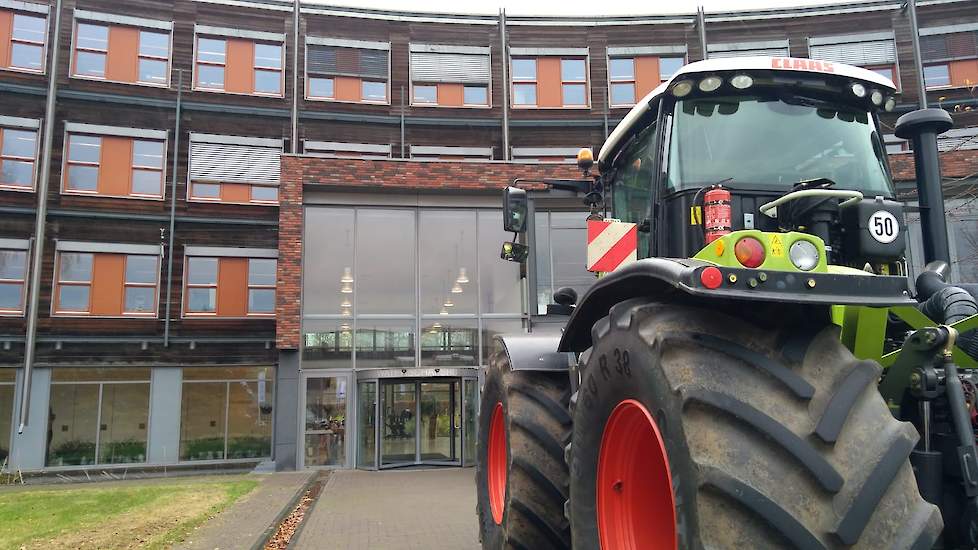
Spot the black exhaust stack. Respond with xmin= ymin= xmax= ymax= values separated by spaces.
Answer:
xmin=894 ymin=108 xmax=953 ymax=266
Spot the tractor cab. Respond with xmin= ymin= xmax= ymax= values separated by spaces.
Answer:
xmin=600 ymin=56 xmax=904 ymax=273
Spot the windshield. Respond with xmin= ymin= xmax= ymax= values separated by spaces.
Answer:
xmin=666 ymin=95 xmax=894 ymax=196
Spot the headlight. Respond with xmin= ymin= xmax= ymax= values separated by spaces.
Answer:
xmin=884 ymin=96 xmax=895 ymax=112
xmin=789 ymin=240 xmax=820 ymax=271
xmin=730 ymin=74 xmax=753 ymax=89
xmin=699 ymin=76 xmax=722 ymax=92
xmin=672 ymin=80 xmax=694 ymax=97
xmin=850 ymin=83 xmax=866 ymax=98
xmin=870 ymin=90 xmax=884 ymax=106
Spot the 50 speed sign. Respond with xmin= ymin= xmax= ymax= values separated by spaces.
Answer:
xmin=868 ymin=210 xmax=899 ymax=244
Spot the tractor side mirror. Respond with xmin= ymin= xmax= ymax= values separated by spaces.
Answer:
xmin=500 ymin=241 xmax=529 ymax=263
xmin=503 ymin=187 xmax=528 ymax=233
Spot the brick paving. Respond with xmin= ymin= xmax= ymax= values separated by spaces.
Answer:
xmin=294 ymin=468 xmax=480 ymax=550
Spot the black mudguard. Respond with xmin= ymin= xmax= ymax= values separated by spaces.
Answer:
xmin=495 ymin=333 xmax=575 ymax=373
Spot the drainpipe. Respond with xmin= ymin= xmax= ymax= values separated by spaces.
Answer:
xmin=499 ymin=9 xmax=510 ymax=160
xmin=697 ymin=6 xmax=708 ymax=60
xmin=291 ymin=0 xmax=300 ymax=152
xmin=902 ymin=0 xmax=928 ymax=109
xmin=19 ymin=0 xmax=63 ymax=433
xmin=400 ymin=86 xmax=405 ymax=158
xmin=163 ymin=69 xmax=183 ymax=347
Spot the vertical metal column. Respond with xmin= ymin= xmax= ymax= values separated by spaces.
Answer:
xmin=291 ymin=0 xmax=300 ymax=151
xmin=697 ymin=6 xmax=708 ymax=60
xmin=903 ymin=0 xmax=928 ymax=109
xmin=499 ymin=9 xmax=510 ymax=160
xmin=164 ymin=69 xmax=183 ymax=347
xmin=19 ymin=0 xmax=63 ymax=433
xmin=400 ymin=86 xmax=406 ymax=158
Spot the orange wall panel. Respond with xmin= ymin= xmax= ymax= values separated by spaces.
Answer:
xmin=334 ymin=76 xmax=361 ymax=102
xmin=634 ymin=56 xmax=661 ymax=99
xmin=105 ymin=26 xmax=139 ymax=82
xmin=950 ymin=59 xmax=978 ymax=88
xmin=437 ymin=83 xmax=464 ymax=106
xmin=91 ymin=254 xmax=125 ymax=315
xmin=0 ymin=10 xmax=12 ymax=68
xmin=221 ymin=183 xmax=251 ymax=203
xmin=217 ymin=258 xmax=248 ymax=316
xmin=98 ymin=136 xmax=133 ymax=196
xmin=225 ymin=39 xmax=254 ymax=94
xmin=537 ymin=57 xmax=562 ymax=108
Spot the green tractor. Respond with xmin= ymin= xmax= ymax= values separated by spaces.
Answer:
xmin=476 ymin=56 xmax=978 ymax=549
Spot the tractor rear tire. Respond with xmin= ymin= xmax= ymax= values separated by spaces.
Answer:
xmin=476 ymin=345 xmax=572 ymax=550
xmin=567 ymin=301 xmax=943 ymax=549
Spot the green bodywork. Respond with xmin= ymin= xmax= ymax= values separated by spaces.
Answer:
xmin=692 ymin=229 xmax=978 ymax=369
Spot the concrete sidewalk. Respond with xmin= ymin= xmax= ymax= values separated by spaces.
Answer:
xmin=295 ymin=468 xmax=480 ymax=550
xmin=174 ymin=470 xmax=316 ymax=550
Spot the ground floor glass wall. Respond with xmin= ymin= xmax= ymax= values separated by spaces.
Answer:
xmin=0 ymin=369 xmax=15 ymax=462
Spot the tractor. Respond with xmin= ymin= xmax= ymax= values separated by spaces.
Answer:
xmin=475 ymin=56 xmax=978 ymax=549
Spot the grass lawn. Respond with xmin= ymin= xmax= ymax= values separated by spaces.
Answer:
xmin=0 ymin=475 xmax=258 ymax=550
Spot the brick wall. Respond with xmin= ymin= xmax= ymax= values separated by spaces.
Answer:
xmin=275 ymin=156 xmax=581 ymax=349
xmin=889 ymin=149 xmax=978 ymax=181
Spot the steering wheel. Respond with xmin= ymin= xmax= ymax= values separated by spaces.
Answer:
xmin=759 ymin=189 xmax=863 ymax=218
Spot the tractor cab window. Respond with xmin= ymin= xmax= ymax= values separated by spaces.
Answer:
xmin=611 ymin=122 xmax=656 ymax=257
xmin=666 ymin=94 xmax=893 ymax=197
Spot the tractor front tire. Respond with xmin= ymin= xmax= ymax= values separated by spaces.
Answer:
xmin=477 ymin=346 xmax=572 ymax=550
xmin=568 ymin=301 xmax=943 ymax=549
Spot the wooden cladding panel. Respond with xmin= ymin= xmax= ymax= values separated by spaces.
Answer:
xmin=634 ymin=56 xmax=661 ymax=99
xmin=950 ymin=59 xmax=978 ymax=87
xmin=334 ymin=76 xmax=360 ymax=102
xmin=217 ymin=257 xmax=248 ymax=317
xmin=225 ymin=39 xmax=254 ymax=94
xmin=105 ymin=26 xmax=139 ymax=83
xmin=537 ymin=57 xmax=562 ymax=108
xmin=221 ymin=183 xmax=251 ymax=203
xmin=98 ymin=136 xmax=133 ymax=196
xmin=0 ymin=10 xmax=11 ymax=69
xmin=437 ymin=83 xmax=464 ymax=106
xmin=90 ymin=254 xmax=125 ymax=315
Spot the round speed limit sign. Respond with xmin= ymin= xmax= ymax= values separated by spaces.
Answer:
xmin=868 ymin=210 xmax=899 ymax=243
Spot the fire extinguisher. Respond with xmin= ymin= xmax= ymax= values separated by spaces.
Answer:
xmin=704 ymin=186 xmax=732 ymax=244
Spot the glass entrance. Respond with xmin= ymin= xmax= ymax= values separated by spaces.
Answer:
xmin=381 ymin=382 xmax=417 ymax=466
xmin=376 ymin=378 xmax=472 ymax=468
xmin=419 ymin=382 xmax=458 ymax=463
xmin=303 ymin=375 xmax=349 ymax=467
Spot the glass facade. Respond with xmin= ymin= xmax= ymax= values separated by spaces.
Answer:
xmin=46 ymin=368 xmax=151 ymax=467
xmin=533 ymin=211 xmax=594 ymax=314
xmin=304 ymin=376 xmax=347 ymax=467
xmin=0 ymin=370 xmax=15 ymax=462
xmin=179 ymin=367 xmax=274 ymax=461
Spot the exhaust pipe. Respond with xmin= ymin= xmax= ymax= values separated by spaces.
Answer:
xmin=894 ymin=108 xmax=953 ymax=267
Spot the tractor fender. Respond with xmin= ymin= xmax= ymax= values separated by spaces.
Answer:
xmin=495 ymin=333 xmax=575 ymax=373
xmin=556 ymin=257 xmax=914 ymax=353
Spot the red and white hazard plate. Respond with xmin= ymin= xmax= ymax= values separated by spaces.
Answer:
xmin=587 ymin=219 xmax=637 ymax=273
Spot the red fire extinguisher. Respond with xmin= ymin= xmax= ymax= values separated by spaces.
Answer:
xmin=704 ymin=186 xmax=732 ymax=244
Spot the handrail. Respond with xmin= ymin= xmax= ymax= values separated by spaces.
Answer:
xmin=759 ymin=189 xmax=863 ymax=217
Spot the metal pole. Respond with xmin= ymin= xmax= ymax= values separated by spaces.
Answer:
xmin=400 ymin=86 xmax=405 ymax=158
xmin=19 ymin=0 xmax=63 ymax=433
xmin=291 ymin=0 xmax=300 ymax=151
xmin=697 ymin=6 xmax=708 ymax=60
xmin=163 ymin=69 xmax=183 ymax=347
xmin=904 ymin=0 xmax=928 ymax=109
xmin=499 ymin=9 xmax=510 ymax=160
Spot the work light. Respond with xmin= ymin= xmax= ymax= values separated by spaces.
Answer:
xmin=789 ymin=240 xmax=819 ymax=271
xmin=884 ymin=97 xmax=896 ymax=112
xmin=699 ymin=76 xmax=722 ymax=92
xmin=672 ymin=80 xmax=693 ymax=97
xmin=730 ymin=74 xmax=753 ymax=89
xmin=870 ymin=90 xmax=884 ymax=106
xmin=850 ymin=82 xmax=866 ymax=98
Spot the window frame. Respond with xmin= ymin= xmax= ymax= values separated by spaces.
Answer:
xmin=923 ymin=62 xmax=953 ymax=90
xmin=184 ymin=256 xmax=219 ymax=316
xmin=61 ymin=131 xmax=168 ymax=201
xmin=182 ymin=254 xmax=277 ymax=319
xmin=122 ymin=254 xmax=160 ymax=316
xmin=252 ymin=41 xmax=284 ymax=97
xmin=70 ymin=21 xmax=109 ymax=81
xmin=247 ymin=258 xmax=276 ymax=316
xmin=510 ymin=57 xmax=538 ymax=107
xmin=193 ymin=34 xmax=227 ymax=92
xmin=0 ymin=245 xmax=29 ymax=316
xmin=608 ymin=56 xmax=637 ymax=108
xmin=511 ymin=55 xmax=591 ymax=109
xmin=0 ymin=126 xmax=39 ymax=192
xmin=303 ymin=42 xmax=392 ymax=106
xmin=411 ymin=83 xmax=438 ymax=105
xmin=52 ymin=250 xmax=161 ymax=318
xmin=136 ymin=28 xmax=172 ymax=87
xmin=53 ymin=251 xmax=94 ymax=315
xmin=69 ymin=20 xmax=172 ymax=87
xmin=863 ymin=63 xmax=900 ymax=91
xmin=7 ymin=11 xmax=48 ymax=74
xmin=559 ymin=57 xmax=589 ymax=108
xmin=306 ymin=76 xmax=335 ymax=100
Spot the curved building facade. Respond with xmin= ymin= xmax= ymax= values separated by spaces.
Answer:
xmin=0 ymin=0 xmax=976 ymax=472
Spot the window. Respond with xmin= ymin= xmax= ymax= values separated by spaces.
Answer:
xmin=74 ymin=23 xmax=107 ymax=78
xmin=409 ymin=47 xmax=491 ymax=108
xmin=809 ymin=34 xmax=899 ymax=89
xmin=511 ymin=55 xmax=589 ymax=108
xmin=608 ymin=55 xmax=684 ymax=108
xmin=179 ymin=367 xmax=274 ymax=462
xmin=305 ymin=40 xmax=389 ymax=103
xmin=0 ymin=126 xmax=38 ymax=190
xmin=47 ymin=368 xmax=151 ymax=467
xmin=184 ymin=252 xmax=277 ymax=317
xmin=609 ymin=57 xmax=635 ymax=106
xmin=195 ymin=37 xmax=225 ymax=90
xmin=54 ymin=249 xmax=160 ymax=316
xmin=302 ymin=141 xmax=392 ymax=159
xmin=72 ymin=16 xmax=171 ymax=86
xmin=866 ymin=65 xmax=896 ymax=83
xmin=660 ymin=57 xmax=683 ymax=81
xmin=924 ymin=64 xmax=952 ymax=88
xmin=63 ymin=126 xmax=166 ymax=199
xmin=253 ymin=43 xmax=282 ymax=95
xmin=6 ymin=12 xmax=46 ymax=72
xmin=188 ymin=134 xmax=282 ymax=205
xmin=0 ymin=247 xmax=28 ymax=315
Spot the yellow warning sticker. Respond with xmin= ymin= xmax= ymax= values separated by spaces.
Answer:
xmin=690 ymin=206 xmax=702 ymax=225
xmin=769 ymin=234 xmax=785 ymax=258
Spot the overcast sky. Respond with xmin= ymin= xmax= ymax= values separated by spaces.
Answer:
xmin=309 ymin=0 xmax=853 ymax=16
